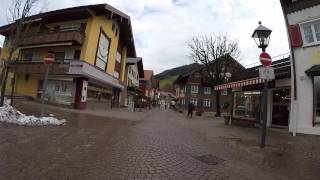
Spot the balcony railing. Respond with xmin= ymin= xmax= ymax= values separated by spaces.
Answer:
xmin=18 ymin=29 xmax=85 ymax=47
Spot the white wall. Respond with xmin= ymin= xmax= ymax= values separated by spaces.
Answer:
xmin=287 ymin=5 xmax=320 ymax=135
xmin=127 ymin=64 xmax=139 ymax=87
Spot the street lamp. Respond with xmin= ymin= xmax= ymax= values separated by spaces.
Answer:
xmin=252 ymin=21 xmax=272 ymax=148
xmin=252 ymin=21 xmax=272 ymax=52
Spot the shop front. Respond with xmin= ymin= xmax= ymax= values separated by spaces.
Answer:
xmin=215 ymin=58 xmax=291 ymax=129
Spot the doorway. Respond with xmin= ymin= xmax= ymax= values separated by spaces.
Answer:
xmin=272 ymin=88 xmax=290 ymax=127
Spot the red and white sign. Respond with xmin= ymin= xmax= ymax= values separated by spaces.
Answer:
xmin=44 ymin=53 xmax=55 ymax=64
xmin=259 ymin=52 xmax=272 ymax=66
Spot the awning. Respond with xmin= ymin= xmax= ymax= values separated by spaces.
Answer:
xmin=305 ymin=65 xmax=320 ymax=76
xmin=68 ymin=61 xmax=124 ymax=89
xmin=214 ymin=77 xmax=270 ymax=90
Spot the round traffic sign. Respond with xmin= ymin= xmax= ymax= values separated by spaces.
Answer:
xmin=259 ymin=52 xmax=272 ymax=66
xmin=44 ymin=53 xmax=55 ymax=64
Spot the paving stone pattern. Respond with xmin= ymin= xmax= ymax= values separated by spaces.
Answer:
xmin=0 ymin=102 xmax=319 ymax=180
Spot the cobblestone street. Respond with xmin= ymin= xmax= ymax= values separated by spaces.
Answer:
xmin=0 ymin=101 xmax=319 ymax=180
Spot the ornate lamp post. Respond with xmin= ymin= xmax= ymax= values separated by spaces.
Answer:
xmin=252 ymin=21 xmax=272 ymax=148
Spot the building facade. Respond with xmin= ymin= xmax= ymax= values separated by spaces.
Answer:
xmin=0 ymin=4 xmax=137 ymax=110
xmin=215 ymin=58 xmax=291 ymax=128
xmin=174 ymin=58 xmax=244 ymax=113
xmin=280 ymin=0 xmax=320 ymax=135
xmin=120 ymin=57 xmax=144 ymax=110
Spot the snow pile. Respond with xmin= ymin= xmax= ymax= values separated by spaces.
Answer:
xmin=0 ymin=102 xmax=66 ymax=126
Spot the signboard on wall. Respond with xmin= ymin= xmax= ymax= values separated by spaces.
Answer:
xmin=81 ymin=80 xmax=88 ymax=102
xmin=259 ymin=67 xmax=275 ymax=80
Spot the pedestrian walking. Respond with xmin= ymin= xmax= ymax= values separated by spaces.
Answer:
xmin=187 ymin=102 xmax=195 ymax=118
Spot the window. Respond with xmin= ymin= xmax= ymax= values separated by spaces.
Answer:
xmin=116 ymin=52 xmax=121 ymax=63
xmin=191 ymin=85 xmax=198 ymax=93
xmin=23 ymin=52 xmax=33 ymax=61
xmin=115 ymin=28 xmax=119 ymax=36
xmin=114 ymin=71 xmax=120 ymax=79
xmin=181 ymin=98 xmax=185 ymax=105
xmin=190 ymin=98 xmax=197 ymax=106
xmin=233 ymin=91 xmax=261 ymax=121
xmin=54 ymin=52 xmax=65 ymax=62
xmin=183 ymin=86 xmax=186 ymax=92
xmin=221 ymin=89 xmax=228 ymax=96
xmin=55 ymin=84 xmax=60 ymax=91
xmin=301 ymin=20 xmax=320 ymax=45
xmin=313 ymin=76 xmax=320 ymax=125
xmin=204 ymin=87 xmax=211 ymax=94
xmin=74 ymin=50 xmax=81 ymax=60
xmin=95 ymin=31 xmax=110 ymax=70
xmin=203 ymin=99 xmax=210 ymax=108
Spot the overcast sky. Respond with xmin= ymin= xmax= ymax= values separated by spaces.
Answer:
xmin=0 ymin=0 xmax=289 ymax=74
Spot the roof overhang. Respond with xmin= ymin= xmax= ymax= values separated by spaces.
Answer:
xmin=68 ymin=60 xmax=124 ymax=89
xmin=0 ymin=3 xmax=137 ymax=57
xmin=306 ymin=65 xmax=320 ymax=76
xmin=127 ymin=57 xmax=144 ymax=78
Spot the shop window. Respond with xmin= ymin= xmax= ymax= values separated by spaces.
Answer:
xmin=61 ymin=84 xmax=67 ymax=93
xmin=203 ymin=87 xmax=211 ymax=94
xmin=313 ymin=76 xmax=320 ymax=125
xmin=233 ymin=91 xmax=261 ymax=121
xmin=55 ymin=84 xmax=60 ymax=91
xmin=191 ymin=85 xmax=198 ymax=94
xmin=221 ymin=89 xmax=228 ymax=96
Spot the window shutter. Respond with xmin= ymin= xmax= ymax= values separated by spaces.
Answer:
xmin=288 ymin=24 xmax=303 ymax=48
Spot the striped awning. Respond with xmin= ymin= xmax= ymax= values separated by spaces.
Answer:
xmin=214 ymin=77 xmax=269 ymax=90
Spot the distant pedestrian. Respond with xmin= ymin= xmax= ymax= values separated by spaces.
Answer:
xmin=187 ymin=102 xmax=195 ymax=118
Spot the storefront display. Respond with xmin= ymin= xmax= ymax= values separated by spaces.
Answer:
xmin=233 ymin=91 xmax=261 ymax=121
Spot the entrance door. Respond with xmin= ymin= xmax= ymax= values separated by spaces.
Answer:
xmin=272 ymin=88 xmax=290 ymax=127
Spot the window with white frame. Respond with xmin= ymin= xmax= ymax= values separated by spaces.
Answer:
xmin=190 ymin=98 xmax=197 ymax=106
xmin=204 ymin=87 xmax=211 ymax=94
xmin=301 ymin=20 xmax=320 ymax=45
xmin=191 ymin=85 xmax=198 ymax=94
xmin=181 ymin=98 xmax=185 ymax=105
xmin=203 ymin=99 xmax=210 ymax=108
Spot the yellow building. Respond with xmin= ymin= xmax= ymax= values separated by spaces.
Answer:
xmin=0 ymin=4 xmax=137 ymax=109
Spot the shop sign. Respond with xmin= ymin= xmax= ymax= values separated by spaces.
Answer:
xmin=259 ymin=66 xmax=275 ymax=80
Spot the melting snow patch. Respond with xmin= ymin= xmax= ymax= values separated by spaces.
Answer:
xmin=0 ymin=102 xmax=66 ymax=126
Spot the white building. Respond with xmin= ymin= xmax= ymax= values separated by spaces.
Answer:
xmin=281 ymin=0 xmax=320 ymax=135
xmin=120 ymin=57 xmax=144 ymax=111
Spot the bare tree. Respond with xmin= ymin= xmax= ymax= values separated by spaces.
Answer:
xmin=188 ymin=34 xmax=240 ymax=117
xmin=0 ymin=0 xmax=40 ymax=106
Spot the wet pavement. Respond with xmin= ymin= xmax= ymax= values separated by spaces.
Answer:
xmin=0 ymin=100 xmax=319 ymax=180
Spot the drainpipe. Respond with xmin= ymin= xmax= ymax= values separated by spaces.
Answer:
xmin=280 ymin=1 xmax=298 ymax=136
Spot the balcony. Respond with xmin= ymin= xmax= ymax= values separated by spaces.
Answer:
xmin=18 ymin=29 xmax=85 ymax=47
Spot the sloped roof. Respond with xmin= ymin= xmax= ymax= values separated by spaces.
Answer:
xmin=127 ymin=57 xmax=144 ymax=78
xmin=0 ymin=3 xmax=136 ymax=57
xmin=140 ymin=70 xmax=153 ymax=81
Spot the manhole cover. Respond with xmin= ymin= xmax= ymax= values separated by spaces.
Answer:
xmin=195 ymin=154 xmax=225 ymax=165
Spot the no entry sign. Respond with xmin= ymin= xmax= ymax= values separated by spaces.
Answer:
xmin=44 ymin=53 xmax=55 ymax=64
xmin=259 ymin=52 xmax=272 ymax=66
